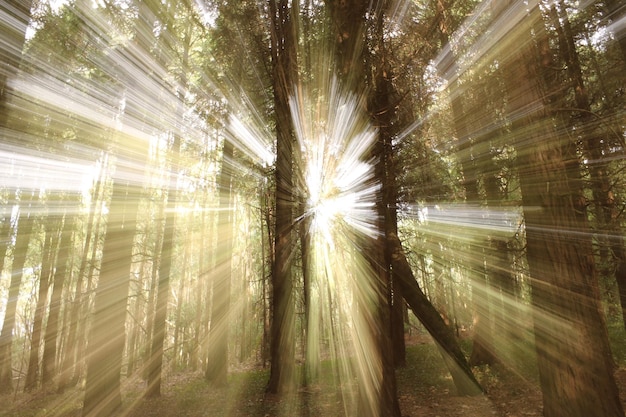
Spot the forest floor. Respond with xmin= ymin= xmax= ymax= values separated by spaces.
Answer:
xmin=4 ymin=329 xmax=626 ymax=417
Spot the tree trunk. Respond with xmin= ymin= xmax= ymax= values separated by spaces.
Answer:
xmin=82 ymin=160 xmax=141 ymax=416
xmin=0 ymin=0 xmax=33 ymax=393
xmin=0 ymin=191 xmax=37 ymax=393
xmin=24 ymin=218 xmax=58 ymax=391
xmin=369 ymin=10 xmax=402 ymax=413
xmin=42 ymin=205 xmax=73 ymax=387
xmin=266 ymin=0 xmax=297 ymax=395
xmin=57 ymin=162 xmax=107 ymax=392
xmin=205 ymin=139 xmax=233 ymax=387
xmin=300 ymin=211 xmax=318 ymax=383
xmin=0 ymin=0 xmax=32 ymax=132
xmin=551 ymin=1 xmax=626 ymax=333
xmin=502 ymin=5 xmax=623 ymax=416
xmin=145 ymin=134 xmax=180 ymax=397
xmin=438 ymin=1 xmax=501 ymax=365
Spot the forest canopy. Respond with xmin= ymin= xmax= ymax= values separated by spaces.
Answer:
xmin=1 ymin=0 xmax=626 ymax=416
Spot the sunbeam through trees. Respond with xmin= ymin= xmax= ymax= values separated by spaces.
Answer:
xmin=1 ymin=0 xmax=626 ymax=416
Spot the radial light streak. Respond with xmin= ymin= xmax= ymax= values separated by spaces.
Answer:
xmin=0 ymin=144 xmax=94 ymax=193
xmin=290 ymin=74 xmax=383 ymax=414
xmin=414 ymin=204 xmax=522 ymax=235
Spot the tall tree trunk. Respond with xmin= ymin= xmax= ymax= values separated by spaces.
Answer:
xmin=266 ymin=0 xmax=297 ymax=395
xmin=0 ymin=0 xmax=33 ymax=393
xmin=0 ymin=191 xmax=36 ymax=393
xmin=205 ymin=139 xmax=233 ymax=386
xmin=145 ymin=134 xmax=180 ymax=397
xmin=74 ymin=168 xmax=108 ymax=387
xmin=369 ymin=8 xmax=402 ymax=414
xmin=42 ymin=204 xmax=73 ymax=387
xmin=551 ymin=1 xmax=626 ymax=333
xmin=57 ymin=161 xmax=107 ymax=392
xmin=24 ymin=218 xmax=57 ymax=391
xmin=501 ymin=4 xmax=623 ymax=416
xmin=301 ymin=212 xmax=319 ymax=383
xmin=126 ymin=259 xmax=146 ymax=376
xmin=25 ymin=218 xmax=58 ymax=390
xmin=143 ymin=198 xmax=164 ymax=379
xmin=82 ymin=157 xmax=142 ymax=416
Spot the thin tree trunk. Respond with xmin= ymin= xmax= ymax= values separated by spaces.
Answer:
xmin=24 ymin=219 xmax=56 ymax=391
xmin=0 ymin=191 xmax=37 ymax=393
xmin=301 ymin=213 xmax=319 ymax=383
xmin=146 ymin=134 xmax=180 ymax=397
xmin=67 ymin=159 xmax=108 ymax=386
xmin=42 ymin=205 xmax=73 ymax=387
xmin=143 ymin=196 xmax=164 ymax=379
xmin=126 ymin=260 xmax=146 ymax=376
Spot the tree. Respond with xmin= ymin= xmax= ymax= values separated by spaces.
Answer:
xmin=82 ymin=152 xmax=143 ymax=416
xmin=366 ymin=3 xmax=404 ymax=414
xmin=24 ymin=212 xmax=57 ymax=391
xmin=0 ymin=0 xmax=32 ymax=132
xmin=0 ymin=190 xmax=37 ymax=393
xmin=500 ymin=3 xmax=623 ymax=416
xmin=549 ymin=0 xmax=626 ymax=333
xmin=266 ymin=0 xmax=298 ymax=396
xmin=145 ymin=0 xmax=199 ymax=394
xmin=0 ymin=0 xmax=34 ymax=394
xmin=371 ymin=0 xmax=483 ymax=396
xmin=145 ymin=135 xmax=180 ymax=397
xmin=205 ymin=138 xmax=234 ymax=386
xmin=41 ymin=200 xmax=74 ymax=387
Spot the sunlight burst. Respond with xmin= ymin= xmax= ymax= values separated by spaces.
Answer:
xmin=290 ymin=75 xmax=383 ymax=414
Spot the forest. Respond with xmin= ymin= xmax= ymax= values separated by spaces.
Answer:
xmin=1 ymin=0 xmax=626 ymax=416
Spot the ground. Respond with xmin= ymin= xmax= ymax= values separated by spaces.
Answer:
xmin=3 ymin=332 xmax=626 ymax=417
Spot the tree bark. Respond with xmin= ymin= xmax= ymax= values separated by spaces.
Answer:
xmin=501 ymin=5 xmax=624 ymax=416
xmin=369 ymin=8 xmax=402 ymax=413
xmin=266 ymin=0 xmax=297 ymax=395
xmin=437 ymin=2 xmax=500 ymax=366
xmin=551 ymin=1 xmax=626 ymax=333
